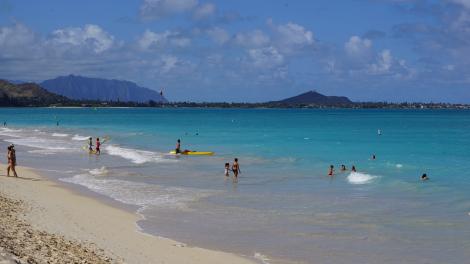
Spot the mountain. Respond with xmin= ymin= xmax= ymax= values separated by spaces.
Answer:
xmin=40 ymin=75 xmax=167 ymax=103
xmin=275 ymin=91 xmax=353 ymax=105
xmin=0 ymin=80 xmax=69 ymax=106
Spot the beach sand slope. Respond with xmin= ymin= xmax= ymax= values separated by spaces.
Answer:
xmin=0 ymin=166 xmax=256 ymax=264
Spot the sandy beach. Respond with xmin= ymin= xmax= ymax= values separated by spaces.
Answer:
xmin=0 ymin=165 xmax=256 ymax=264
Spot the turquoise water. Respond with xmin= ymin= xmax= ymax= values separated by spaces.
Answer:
xmin=1 ymin=108 xmax=470 ymax=263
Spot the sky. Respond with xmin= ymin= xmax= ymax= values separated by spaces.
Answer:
xmin=0 ymin=0 xmax=469 ymax=103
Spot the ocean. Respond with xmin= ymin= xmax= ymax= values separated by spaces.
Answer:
xmin=1 ymin=107 xmax=469 ymax=263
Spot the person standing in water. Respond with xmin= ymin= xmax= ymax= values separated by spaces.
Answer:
xmin=175 ymin=139 xmax=181 ymax=154
xmin=224 ymin=163 xmax=230 ymax=176
xmin=88 ymin=137 xmax=93 ymax=153
xmin=95 ymin=138 xmax=101 ymax=155
xmin=351 ymin=165 xmax=356 ymax=172
xmin=232 ymin=158 xmax=240 ymax=178
xmin=7 ymin=145 xmax=18 ymax=177
xmin=328 ymin=165 xmax=334 ymax=176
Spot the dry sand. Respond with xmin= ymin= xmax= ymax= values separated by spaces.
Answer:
xmin=0 ymin=165 xmax=256 ymax=264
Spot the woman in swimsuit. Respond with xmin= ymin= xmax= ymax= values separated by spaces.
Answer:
xmin=232 ymin=158 xmax=240 ymax=178
xmin=7 ymin=145 xmax=18 ymax=177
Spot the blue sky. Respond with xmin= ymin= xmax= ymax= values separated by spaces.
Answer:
xmin=1 ymin=0 xmax=469 ymax=102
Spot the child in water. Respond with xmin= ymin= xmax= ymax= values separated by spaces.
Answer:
xmin=224 ymin=163 xmax=230 ymax=176
xmin=95 ymin=138 xmax=101 ymax=155
xmin=351 ymin=165 xmax=356 ymax=172
xmin=328 ymin=165 xmax=334 ymax=176
xmin=88 ymin=137 xmax=93 ymax=153
xmin=341 ymin=164 xmax=347 ymax=171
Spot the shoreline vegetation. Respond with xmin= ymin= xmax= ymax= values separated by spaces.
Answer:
xmin=1 ymin=79 xmax=469 ymax=109
xmin=0 ymin=166 xmax=256 ymax=264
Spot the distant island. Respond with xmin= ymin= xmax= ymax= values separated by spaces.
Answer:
xmin=1 ymin=77 xmax=469 ymax=109
xmin=40 ymin=75 xmax=167 ymax=103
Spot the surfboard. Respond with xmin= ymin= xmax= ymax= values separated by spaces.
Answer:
xmin=169 ymin=150 xmax=214 ymax=156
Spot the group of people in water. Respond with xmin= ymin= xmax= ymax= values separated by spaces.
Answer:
xmin=327 ymin=153 xmax=429 ymax=181
xmin=224 ymin=158 xmax=241 ymax=180
xmin=175 ymin=139 xmax=241 ymax=181
xmin=87 ymin=137 xmax=101 ymax=155
xmin=328 ymin=164 xmax=356 ymax=176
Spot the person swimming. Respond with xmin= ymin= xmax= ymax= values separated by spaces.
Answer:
xmin=351 ymin=165 xmax=356 ymax=172
xmin=340 ymin=164 xmax=347 ymax=171
xmin=372 ymin=154 xmax=376 ymax=160
xmin=328 ymin=165 xmax=334 ymax=176
xmin=421 ymin=173 xmax=429 ymax=181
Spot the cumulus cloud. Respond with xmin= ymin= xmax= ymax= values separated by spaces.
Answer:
xmin=0 ymin=23 xmax=38 ymax=58
xmin=49 ymin=24 xmax=115 ymax=53
xmin=234 ymin=30 xmax=270 ymax=47
xmin=138 ymin=29 xmax=191 ymax=49
xmin=193 ymin=3 xmax=215 ymax=20
xmin=140 ymin=0 xmax=198 ymax=20
xmin=268 ymin=20 xmax=314 ymax=53
xmin=248 ymin=46 xmax=284 ymax=68
xmin=367 ymin=49 xmax=393 ymax=74
xmin=344 ymin=36 xmax=372 ymax=57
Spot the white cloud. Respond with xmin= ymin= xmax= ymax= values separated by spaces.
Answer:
xmin=206 ymin=27 xmax=230 ymax=45
xmin=0 ymin=23 xmax=39 ymax=58
xmin=140 ymin=0 xmax=198 ymax=20
xmin=345 ymin=36 xmax=372 ymax=56
xmin=367 ymin=49 xmax=393 ymax=74
xmin=248 ymin=46 xmax=284 ymax=68
xmin=193 ymin=3 xmax=215 ymax=20
xmin=138 ymin=30 xmax=191 ymax=50
xmin=234 ymin=30 xmax=270 ymax=48
xmin=50 ymin=24 xmax=114 ymax=53
xmin=269 ymin=20 xmax=314 ymax=53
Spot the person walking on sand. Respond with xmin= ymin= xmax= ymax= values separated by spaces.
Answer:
xmin=95 ymin=137 xmax=101 ymax=155
xmin=232 ymin=158 xmax=240 ymax=178
xmin=7 ymin=145 xmax=18 ymax=177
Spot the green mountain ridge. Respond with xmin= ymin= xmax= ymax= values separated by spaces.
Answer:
xmin=0 ymin=80 xmax=69 ymax=106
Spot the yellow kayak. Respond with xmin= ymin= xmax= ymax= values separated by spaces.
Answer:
xmin=169 ymin=150 xmax=214 ymax=156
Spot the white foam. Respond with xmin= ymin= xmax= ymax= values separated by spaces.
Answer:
xmin=0 ymin=128 xmax=23 ymax=138
xmin=396 ymin=164 xmax=403 ymax=168
xmin=52 ymin=133 xmax=69 ymax=137
xmin=89 ymin=166 xmax=109 ymax=176
xmin=105 ymin=145 xmax=175 ymax=164
xmin=60 ymin=174 xmax=213 ymax=209
xmin=254 ymin=253 xmax=270 ymax=264
xmin=72 ymin=134 xmax=90 ymax=141
xmin=347 ymin=172 xmax=377 ymax=185
xmin=5 ymin=137 xmax=71 ymax=150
